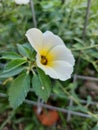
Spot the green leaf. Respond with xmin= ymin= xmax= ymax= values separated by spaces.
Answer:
xmin=92 ymin=61 xmax=98 ymax=72
xmin=23 ymin=44 xmax=36 ymax=60
xmin=24 ymin=124 xmax=34 ymax=130
xmin=1 ymin=52 xmax=22 ymax=60
xmin=17 ymin=44 xmax=30 ymax=58
xmin=86 ymin=96 xmax=92 ymax=106
xmin=73 ymin=43 xmax=83 ymax=49
xmin=68 ymin=105 xmax=88 ymax=113
xmin=32 ymin=68 xmax=51 ymax=102
xmin=4 ymin=59 xmax=27 ymax=73
xmin=0 ymin=67 xmax=25 ymax=78
xmin=74 ymin=37 xmax=84 ymax=45
xmin=8 ymin=72 xmax=30 ymax=109
xmin=91 ymin=126 xmax=98 ymax=130
xmin=53 ymin=81 xmax=67 ymax=99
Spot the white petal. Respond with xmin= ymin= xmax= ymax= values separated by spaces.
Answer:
xmin=47 ymin=45 xmax=75 ymax=65
xmin=15 ymin=0 xmax=29 ymax=4
xmin=36 ymin=53 xmax=73 ymax=81
xmin=43 ymin=31 xmax=65 ymax=52
xmin=50 ymin=61 xmax=73 ymax=81
xmin=36 ymin=53 xmax=58 ymax=79
xmin=25 ymin=28 xmax=43 ymax=52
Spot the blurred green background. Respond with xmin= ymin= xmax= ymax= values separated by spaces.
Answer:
xmin=0 ymin=0 xmax=98 ymax=129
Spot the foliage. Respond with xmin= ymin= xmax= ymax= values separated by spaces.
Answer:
xmin=0 ymin=0 xmax=98 ymax=129
xmin=8 ymin=72 xmax=30 ymax=108
xmin=32 ymin=68 xmax=51 ymax=102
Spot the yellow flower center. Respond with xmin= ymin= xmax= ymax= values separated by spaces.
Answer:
xmin=39 ymin=49 xmax=56 ymax=66
xmin=41 ymin=55 xmax=48 ymax=65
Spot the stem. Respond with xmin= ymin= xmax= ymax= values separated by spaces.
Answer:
xmin=30 ymin=0 xmax=37 ymax=27
xmin=37 ymin=97 xmax=43 ymax=114
xmin=82 ymin=0 xmax=92 ymax=40
xmin=57 ymin=81 xmax=98 ymax=119
xmin=71 ymin=44 xmax=98 ymax=51
xmin=57 ymin=81 xmax=80 ymax=105
xmin=0 ymin=110 xmax=16 ymax=130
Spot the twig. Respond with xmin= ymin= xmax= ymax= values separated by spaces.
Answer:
xmin=82 ymin=0 xmax=92 ymax=40
xmin=37 ymin=97 xmax=43 ymax=114
xmin=0 ymin=92 xmax=90 ymax=118
xmin=74 ymin=0 xmax=92 ymax=73
xmin=30 ymin=0 xmax=37 ymax=27
xmin=75 ymin=75 xmax=98 ymax=81
xmin=0 ymin=110 xmax=16 ymax=130
xmin=71 ymin=44 xmax=98 ymax=51
xmin=24 ymin=99 xmax=91 ymax=118
xmin=67 ymin=75 xmax=77 ymax=121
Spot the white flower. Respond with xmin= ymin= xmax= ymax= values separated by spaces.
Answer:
xmin=25 ymin=28 xmax=75 ymax=81
xmin=15 ymin=0 xmax=30 ymax=5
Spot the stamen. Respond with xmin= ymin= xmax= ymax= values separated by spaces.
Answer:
xmin=41 ymin=55 xmax=48 ymax=65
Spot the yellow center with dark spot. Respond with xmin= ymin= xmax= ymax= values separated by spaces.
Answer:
xmin=41 ymin=55 xmax=48 ymax=65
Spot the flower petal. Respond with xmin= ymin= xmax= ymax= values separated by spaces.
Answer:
xmin=25 ymin=28 xmax=43 ymax=52
xmin=49 ymin=61 xmax=73 ymax=81
xmin=36 ymin=53 xmax=58 ymax=79
xmin=15 ymin=0 xmax=29 ymax=4
xmin=36 ymin=53 xmax=73 ymax=81
xmin=43 ymin=31 xmax=65 ymax=52
xmin=26 ymin=28 xmax=75 ymax=81
xmin=53 ymin=61 xmax=73 ymax=80
xmin=47 ymin=45 xmax=75 ymax=65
